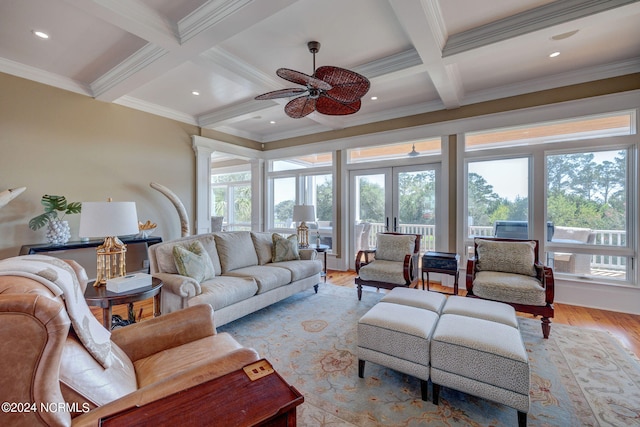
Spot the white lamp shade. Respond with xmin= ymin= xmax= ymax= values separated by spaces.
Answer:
xmin=79 ymin=201 xmax=139 ymax=238
xmin=292 ymin=205 xmax=316 ymax=223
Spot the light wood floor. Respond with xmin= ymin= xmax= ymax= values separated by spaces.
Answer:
xmin=95 ymin=269 xmax=640 ymax=358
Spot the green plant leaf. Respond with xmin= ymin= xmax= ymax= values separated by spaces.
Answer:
xmin=65 ymin=202 xmax=82 ymax=215
xmin=28 ymin=212 xmax=54 ymax=230
xmin=41 ymin=195 xmax=67 ymax=213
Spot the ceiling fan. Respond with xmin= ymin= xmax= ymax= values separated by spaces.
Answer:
xmin=255 ymin=41 xmax=370 ymax=119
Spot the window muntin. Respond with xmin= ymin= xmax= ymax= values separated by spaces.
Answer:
xmin=347 ymin=138 xmax=441 ymax=164
xmin=466 ymin=111 xmax=634 ymax=152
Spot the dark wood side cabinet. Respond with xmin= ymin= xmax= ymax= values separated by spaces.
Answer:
xmin=100 ymin=359 xmax=304 ymax=427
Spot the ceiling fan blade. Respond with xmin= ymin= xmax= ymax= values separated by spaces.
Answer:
xmin=315 ymin=95 xmax=361 ymax=116
xmin=315 ymin=66 xmax=370 ymax=103
xmin=284 ymin=96 xmax=317 ymax=118
xmin=254 ymin=88 xmax=307 ymax=100
xmin=277 ymin=68 xmax=332 ymax=90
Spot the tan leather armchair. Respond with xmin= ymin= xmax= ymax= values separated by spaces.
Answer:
xmin=0 ymin=258 xmax=259 ymax=427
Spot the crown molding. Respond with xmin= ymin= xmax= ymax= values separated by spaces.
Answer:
xmin=443 ymin=0 xmax=640 ymax=57
xmin=198 ymin=48 xmax=282 ymax=90
xmin=0 ymin=57 xmax=91 ymax=96
xmin=198 ymin=99 xmax=278 ymax=128
xmin=354 ymin=49 xmax=423 ymax=79
xmin=177 ymin=0 xmax=252 ymax=43
xmin=114 ymin=96 xmax=198 ymax=125
xmin=463 ymin=58 xmax=640 ymax=106
xmin=90 ymin=44 xmax=168 ymax=98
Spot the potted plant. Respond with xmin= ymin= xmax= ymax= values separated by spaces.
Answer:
xmin=29 ymin=195 xmax=82 ymax=245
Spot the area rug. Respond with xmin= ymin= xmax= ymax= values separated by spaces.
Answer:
xmin=218 ymin=284 xmax=640 ymax=426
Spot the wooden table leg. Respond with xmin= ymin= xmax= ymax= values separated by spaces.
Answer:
xmin=153 ymin=291 xmax=161 ymax=317
xmin=102 ymin=306 xmax=112 ymax=330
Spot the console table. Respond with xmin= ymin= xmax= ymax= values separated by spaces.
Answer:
xmin=20 ymin=236 xmax=162 ymax=280
xmin=100 ymin=359 xmax=303 ymax=426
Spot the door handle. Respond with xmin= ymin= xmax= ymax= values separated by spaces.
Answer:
xmin=393 ymin=217 xmax=397 ymax=232
xmin=385 ymin=217 xmax=389 ymax=231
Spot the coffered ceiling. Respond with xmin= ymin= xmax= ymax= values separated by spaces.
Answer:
xmin=1 ymin=0 xmax=639 ymax=144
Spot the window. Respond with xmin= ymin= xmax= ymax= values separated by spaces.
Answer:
xmin=347 ymin=138 xmax=441 ymax=163
xmin=463 ymin=110 xmax=636 ymax=285
xmin=546 ymin=149 xmax=630 ymax=281
xmin=467 ymin=158 xmax=529 ymax=238
xmin=211 ymin=170 xmax=251 ymax=231
xmin=268 ymin=154 xmax=334 ymax=247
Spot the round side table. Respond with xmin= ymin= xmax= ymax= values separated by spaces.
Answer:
xmin=85 ymin=277 xmax=163 ymax=329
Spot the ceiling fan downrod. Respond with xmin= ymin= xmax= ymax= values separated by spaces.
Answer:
xmin=308 ymin=41 xmax=320 ymax=76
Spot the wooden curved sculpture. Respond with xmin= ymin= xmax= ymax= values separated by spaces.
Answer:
xmin=0 ymin=187 xmax=26 ymax=209
xmin=150 ymin=182 xmax=190 ymax=237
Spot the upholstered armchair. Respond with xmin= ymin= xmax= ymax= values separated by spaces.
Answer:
xmin=355 ymin=232 xmax=421 ymax=300
xmin=0 ymin=255 xmax=259 ymax=426
xmin=466 ymin=237 xmax=555 ymax=338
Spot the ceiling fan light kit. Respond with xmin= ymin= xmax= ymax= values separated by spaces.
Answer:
xmin=255 ymin=41 xmax=370 ymax=119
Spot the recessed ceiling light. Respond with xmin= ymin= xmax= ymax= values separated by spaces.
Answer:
xmin=32 ymin=30 xmax=49 ymax=39
xmin=549 ymin=51 xmax=560 ymax=58
xmin=270 ymin=121 xmax=276 ymax=124
xmin=371 ymin=96 xmax=378 ymax=100
xmin=191 ymin=91 xmax=200 ymax=96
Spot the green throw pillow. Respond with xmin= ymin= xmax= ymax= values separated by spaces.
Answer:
xmin=272 ymin=234 xmax=300 ymax=262
xmin=173 ymin=240 xmax=216 ymax=282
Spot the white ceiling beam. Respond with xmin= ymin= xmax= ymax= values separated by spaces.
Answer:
xmin=67 ymin=0 xmax=300 ymax=102
xmin=388 ymin=0 xmax=463 ymax=109
xmin=443 ymin=0 xmax=640 ymax=57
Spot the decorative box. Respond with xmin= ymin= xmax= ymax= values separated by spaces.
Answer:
xmin=422 ymin=252 xmax=459 ymax=272
xmin=106 ymin=273 xmax=152 ymax=293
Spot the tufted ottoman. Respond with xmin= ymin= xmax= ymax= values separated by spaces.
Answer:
xmin=357 ymin=289 xmax=445 ymax=400
xmin=431 ymin=304 xmax=530 ymax=427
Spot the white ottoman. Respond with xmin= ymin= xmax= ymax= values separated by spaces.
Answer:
xmin=357 ymin=302 xmax=439 ymax=400
xmin=431 ymin=314 xmax=530 ymax=427
xmin=442 ymin=296 xmax=519 ymax=328
xmin=381 ymin=287 xmax=447 ymax=313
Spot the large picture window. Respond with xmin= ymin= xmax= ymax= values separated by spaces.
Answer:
xmin=211 ymin=169 xmax=251 ymax=231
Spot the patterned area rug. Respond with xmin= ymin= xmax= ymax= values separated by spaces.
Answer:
xmin=218 ymin=284 xmax=640 ymax=426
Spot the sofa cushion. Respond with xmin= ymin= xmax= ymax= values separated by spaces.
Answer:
xmin=473 ymin=271 xmax=546 ymax=306
xmin=154 ymin=235 xmax=222 ymax=276
xmin=272 ymin=234 xmax=300 ymax=262
xmin=375 ymin=234 xmax=416 ymax=262
xmin=251 ymin=232 xmax=274 ymax=265
xmin=173 ymin=241 xmax=215 ymax=283
xmin=214 ymin=232 xmax=259 ymax=273
xmin=476 ymin=239 xmax=537 ymax=277
xmin=224 ymin=265 xmax=292 ymax=294
xmin=265 ymin=260 xmax=321 ymax=282
xmin=359 ymin=259 xmax=408 ymax=285
xmin=189 ymin=276 xmax=258 ymax=311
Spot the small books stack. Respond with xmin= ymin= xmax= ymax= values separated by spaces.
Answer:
xmin=106 ymin=273 xmax=152 ymax=293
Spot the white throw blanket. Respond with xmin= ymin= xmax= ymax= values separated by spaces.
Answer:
xmin=0 ymin=255 xmax=112 ymax=368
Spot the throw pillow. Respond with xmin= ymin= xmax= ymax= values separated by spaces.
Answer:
xmin=173 ymin=241 xmax=216 ymax=282
xmin=375 ymin=233 xmax=416 ymax=262
xmin=476 ymin=239 xmax=537 ymax=276
xmin=272 ymin=234 xmax=300 ymax=262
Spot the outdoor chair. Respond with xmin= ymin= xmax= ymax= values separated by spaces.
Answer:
xmin=355 ymin=232 xmax=421 ymax=300
xmin=466 ymin=237 xmax=555 ymax=338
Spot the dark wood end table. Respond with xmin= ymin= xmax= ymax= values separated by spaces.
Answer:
xmin=314 ymin=243 xmax=330 ymax=283
xmin=421 ymin=252 xmax=460 ymax=295
xmin=85 ymin=277 xmax=163 ymax=329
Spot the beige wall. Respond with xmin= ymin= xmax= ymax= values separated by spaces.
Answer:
xmin=0 ymin=73 xmax=199 ymax=259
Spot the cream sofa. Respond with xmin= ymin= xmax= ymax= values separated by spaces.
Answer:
xmin=148 ymin=231 xmax=322 ymax=327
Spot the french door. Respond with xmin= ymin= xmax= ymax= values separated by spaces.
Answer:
xmin=349 ymin=164 xmax=439 ymax=266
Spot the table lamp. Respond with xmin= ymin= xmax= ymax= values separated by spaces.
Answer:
xmin=292 ymin=205 xmax=316 ymax=248
xmin=79 ymin=199 xmax=139 ymax=286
